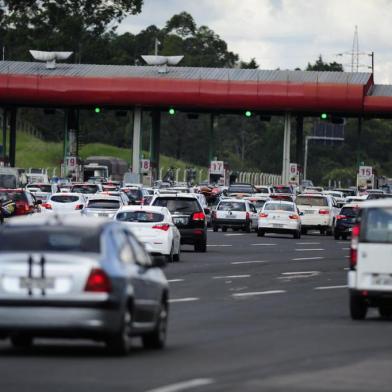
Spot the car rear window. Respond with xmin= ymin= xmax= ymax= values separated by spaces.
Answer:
xmin=228 ymin=185 xmax=254 ymax=193
xmin=296 ymin=196 xmax=328 ymax=206
xmin=361 ymin=207 xmax=392 ymax=244
xmin=264 ymin=203 xmax=295 ymax=212
xmin=0 ymin=227 xmax=101 ymax=252
xmin=153 ymin=197 xmax=200 ymax=214
xmin=218 ymin=202 xmax=246 ymax=211
xmin=124 ymin=189 xmax=142 ymax=200
xmin=51 ymin=195 xmax=80 ymax=203
xmin=34 ymin=185 xmax=52 ymax=193
xmin=87 ymin=200 xmax=120 ymax=209
xmin=71 ymin=185 xmax=99 ymax=194
xmin=340 ymin=207 xmax=360 ymax=218
xmin=116 ymin=211 xmax=164 ymax=223
xmin=257 ymin=188 xmax=270 ymax=194
xmin=273 ymin=186 xmax=292 ymax=194
xmin=0 ymin=191 xmax=27 ymax=202
xmin=251 ymin=200 xmax=266 ymax=209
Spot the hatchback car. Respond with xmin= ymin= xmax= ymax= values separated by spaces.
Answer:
xmin=114 ymin=206 xmax=181 ymax=262
xmin=348 ymin=199 xmax=392 ymax=320
xmin=257 ymin=200 xmax=301 ymax=238
xmin=151 ymin=193 xmax=207 ymax=252
xmin=334 ymin=203 xmax=361 ymax=240
xmin=212 ymin=199 xmax=258 ymax=232
xmin=83 ymin=195 xmax=124 ymax=219
xmin=0 ymin=214 xmax=169 ymax=354
xmin=43 ymin=193 xmax=87 ymax=214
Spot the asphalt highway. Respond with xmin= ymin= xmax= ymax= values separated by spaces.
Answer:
xmin=1 ymin=230 xmax=392 ymax=392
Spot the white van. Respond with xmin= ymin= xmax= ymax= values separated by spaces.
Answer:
xmin=348 ymin=199 xmax=392 ymax=320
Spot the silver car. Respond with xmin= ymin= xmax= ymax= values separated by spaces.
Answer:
xmin=82 ymin=195 xmax=125 ymax=219
xmin=0 ymin=214 xmax=169 ymax=354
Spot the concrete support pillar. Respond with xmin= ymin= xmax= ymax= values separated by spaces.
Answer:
xmin=296 ymin=115 xmax=304 ymax=168
xmin=150 ymin=110 xmax=161 ymax=182
xmin=9 ymin=108 xmax=17 ymax=167
xmin=208 ymin=114 xmax=215 ymax=163
xmin=356 ymin=117 xmax=362 ymax=169
xmin=282 ymin=113 xmax=291 ymax=184
xmin=132 ymin=107 xmax=142 ymax=181
xmin=2 ymin=108 xmax=7 ymax=163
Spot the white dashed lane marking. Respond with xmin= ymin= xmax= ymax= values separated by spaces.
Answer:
xmin=251 ymin=243 xmax=277 ymax=246
xmin=224 ymin=233 xmax=245 ymax=237
xmin=146 ymin=378 xmax=215 ymax=392
xmin=207 ymin=244 xmax=233 ymax=247
xmin=296 ymin=242 xmax=321 ymax=245
xmin=231 ymin=260 xmax=268 ymax=265
xmin=232 ymin=290 xmax=286 ymax=298
xmin=168 ymin=279 xmax=185 ymax=283
xmin=213 ymin=274 xmax=251 ymax=280
xmin=292 ymin=257 xmax=324 ymax=261
xmin=169 ymin=298 xmax=199 ymax=303
xmin=281 ymin=271 xmax=319 ymax=275
xmin=314 ymin=285 xmax=347 ymax=290
xmin=295 ymin=248 xmax=325 ymax=251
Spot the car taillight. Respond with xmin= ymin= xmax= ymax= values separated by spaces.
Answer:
xmin=75 ymin=204 xmax=84 ymax=210
xmin=85 ymin=268 xmax=111 ymax=293
xmin=319 ymin=209 xmax=330 ymax=215
xmin=246 ymin=212 xmax=250 ymax=220
xmin=336 ymin=215 xmax=346 ymax=220
xmin=259 ymin=213 xmax=268 ymax=218
xmin=152 ymin=224 xmax=170 ymax=231
xmin=289 ymin=214 xmax=300 ymax=220
xmin=350 ymin=225 xmax=360 ymax=269
xmin=192 ymin=211 xmax=205 ymax=221
xmin=42 ymin=203 xmax=52 ymax=210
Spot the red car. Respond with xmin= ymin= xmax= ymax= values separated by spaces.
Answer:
xmin=0 ymin=189 xmax=41 ymax=216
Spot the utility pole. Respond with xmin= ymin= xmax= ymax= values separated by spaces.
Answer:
xmin=352 ymin=25 xmax=359 ymax=72
xmin=154 ymin=38 xmax=160 ymax=56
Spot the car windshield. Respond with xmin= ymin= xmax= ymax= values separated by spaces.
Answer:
xmin=87 ymin=200 xmax=120 ymax=209
xmin=30 ymin=184 xmax=52 ymax=193
xmin=362 ymin=207 xmax=392 ymax=244
xmin=0 ymin=227 xmax=101 ymax=252
xmin=153 ymin=198 xmax=200 ymax=215
xmin=218 ymin=202 xmax=246 ymax=211
xmin=0 ymin=191 xmax=26 ymax=202
xmin=264 ymin=203 xmax=295 ymax=212
xmin=116 ymin=211 xmax=164 ymax=223
xmin=296 ymin=196 xmax=328 ymax=206
xmin=51 ymin=195 xmax=80 ymax=203
xmin=252 ymin=200 xmax=266 ymax=209
xmin=340 ymin=207 xmax=360 ymax=218
xmin=71 ymin=185 xmax=99 ymax=194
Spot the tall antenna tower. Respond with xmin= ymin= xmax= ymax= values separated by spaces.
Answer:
xmin=351 ymin=25 xmax=359 ymax=72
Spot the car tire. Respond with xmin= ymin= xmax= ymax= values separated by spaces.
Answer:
xmin=379 ymin=305 xmax=392 ymax=318
xmin=106 ymin=308 xmax=132 ymax=356
xmin=194 ymin=240 xmax=207 ymax=252
xmin=334 ymin=232 xmax=340 ymax=240
xmin=166 ymin=245 xmax=174 ymax=263
xmin=222 ymin=227 xmax=227 ymax=232
xmin=10 ymin=335 xmax=33 ymax=348
xmin=350 ymin=294 xmax=367 ymax=320
xmin=342 ymin=234 xmax=348 ymax=240
xmin=233 ymin=228 xmax=240 ymax=232
xmin=257 ymin=229 xmax=265 ymax=237
xmin=326 ymin=226 xmax=333 ymax=236
xmin=142 ymin=301 xmax=168 ymax=350
xmin=320 ymin=228 xmax=326 ymax=235
xmin=245 ymin=221 xmax=251 ymax=233
xmin=213 ymin=225 xmax=218 ymax=232
xmin=301 ymin=228 xmax=307 ymax=235
xmin=173 ymin=246 xmax=180 ymax=262
xmin=293 ymin=230 xmax=301 ymax=239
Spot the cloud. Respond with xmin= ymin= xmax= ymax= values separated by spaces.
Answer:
xmin=119 ymin=0 xmax=392 ymax=82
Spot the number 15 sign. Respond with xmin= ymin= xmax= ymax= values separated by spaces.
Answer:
xmin=359 ymin=166 xmax=372 ymax=177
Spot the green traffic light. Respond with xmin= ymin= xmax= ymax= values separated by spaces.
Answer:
xmin=245 ymin=110 xmax=252 ymax=117
xmin=95 ymin=107 xmax=101 ymax=114
xmin=321 ymin=113 xmax=328 ymax=120
xmin=168 ymin=108 xmax=176 ymax=115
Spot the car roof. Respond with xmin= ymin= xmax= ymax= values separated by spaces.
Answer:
xmin=265 ymin=200 xmax=295 ymax=205
xmin=50 ymin=192 xmax=84 ymax=197
xmin=118 ymin=206 xmax=168 ymax=213
xmin=87 ymin=195 xmax=121 ymax=201
xmin=358 ymin=198 xmax=392 ymax=209
xmin=219 ymin=198 xmax=247 ymax=203
xmin=154 ymin=193 xmax=198 ymax=199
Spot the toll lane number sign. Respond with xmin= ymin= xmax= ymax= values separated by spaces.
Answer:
xmin=210 ymin=161 xmax=224 ymax=175
xmin=359 ymin=166 xmax=372 ymax=177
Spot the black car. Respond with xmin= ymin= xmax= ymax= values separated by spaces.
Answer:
xmin=334 ymin=204 xmax=360 ymax=240
xmin=152 ymin=194 xmax=207 ymax=252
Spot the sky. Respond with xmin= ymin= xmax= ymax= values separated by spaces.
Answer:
xmin=118 ymin=0 xmax=392 ymax=83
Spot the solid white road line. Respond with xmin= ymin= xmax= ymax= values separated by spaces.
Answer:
xmin=169 ymin=298 xmax=199 ymax=303
xmin=146 ymin=378 xmax=215 ymax=392
xmin=295 ymin=248 xmax=325 ymax=251
xmin=207 ymin=244 xmax=233 ymax=247
xmin=168 ymin=279 xmax=185 ymax=283
xmin=296 ymin=242 xmax=321 ymax=245
xmin=232 ymin=290 xmax=286 ymax=297
xmin=231 ymin=260 xmax=268 ymax=265
xmin=213 ymin=274 xmax=251 ymax=279
xmin=314 ymin=285 xmax=348 ymax=290
xmin=251 ymin=243 xmax=277 ymax=246
xmin=292 ymin=257 xmax=324 ymax=261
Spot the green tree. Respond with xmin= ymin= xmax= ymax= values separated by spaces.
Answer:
xmin=240 ymin=58 xmax=259 ymax=69
xmin=306 ymin=55 xmax=344 ymax=72
xmin=164 ymin=11 xmax=196 ymax=38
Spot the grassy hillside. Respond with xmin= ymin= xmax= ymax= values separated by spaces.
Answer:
xmin=10 ymin=132 xmax=206 ymax=175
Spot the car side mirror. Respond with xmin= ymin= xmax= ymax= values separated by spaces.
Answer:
xmin=150 ymin=254 xmax=167 ymax=269
xmin=35 ymin=199 xmax=42 ymax=205
xmin=299 ymin=211 xmax=304 ymax=216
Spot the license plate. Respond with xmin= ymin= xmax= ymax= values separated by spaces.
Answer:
xmin=98 ymin=213 xmax=108 ymax=217
xmin=20 ymin=277 xmax=55 ymax=290
xmin=272 ymin=223 xmax=284 ymax=228
xmin=173 ymin=217 xmax=188 ymax=225
xmin=225 ymin=214 xmax=234 ymax=219
xmin=372 ymin=275 xmax=392 ymax=286
xmin=304 ymin=210 xmax=314 ymax=214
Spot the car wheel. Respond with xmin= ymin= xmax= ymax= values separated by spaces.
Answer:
xmin=10 ymin=335 xmax=33 ymax=348
xmin=166 ymin=245 xmax=174 ymax=263
xmin=350 ymin=294 xmax=367 ymax=320
xmin=142 ymin=301 xmax=168 ymax=350
xmin=320 ymin=228 xmax=326 ymax=235
xmin=301 ymin=228 xmax=307 ymax=235
xmin=326 ymin=226 xmax=333 ymax=236
xmin=173 ymin=246 xmax=180 ymax=262
xmin=257 ymin=229 xmax=265 ymax=237
xmin=334 ymin=232 xmax=340 ymax=240
xmin=213 ymin=225 xmax=218 ymax=232
xmin=194 ymin=240 xmax=207 ymax=252
xmin=293 ymin=230 xmax=301 ymax=239
xmin=222 ymin=226 xmax=227 ymax=232
xmin=342 ymin=234 xmax=348 ymax=240
xmin=106 ymin=308 xmax=132 ymax=356
xmin=233 ymin=228 xmax=240 ymax=232
xmin=245 ymin=221 xmax=251 ymax=233
xmin=379 ymin=305 xmax=392 ymax=318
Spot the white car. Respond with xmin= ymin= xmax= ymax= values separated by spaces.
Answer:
xmin=323 ymin=190 xmax=345 ymax=208
xmin=114 ymin=206 xmax=181 ymax=262
xmin=348 ymin=199 xmax=392 ymax=320
xmin=296 ymin=193 xmax=340 ymax=235
xmin=43 ymin=193 xmax=87 ymax=214
xmin=243 ymin=196 xmax=268 ymax=212
xmin=212 ymin=199 xmax=258 ymax=232
xmin=83 ymin=195 xmax=125 ymax=219
xmin=257 ymin=200 xmax=302 ymax=238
